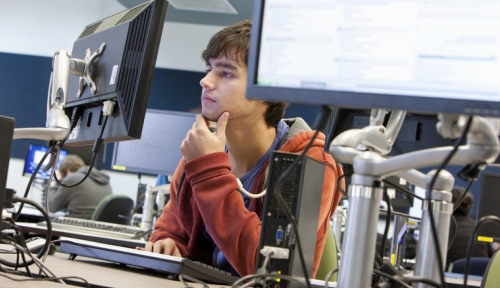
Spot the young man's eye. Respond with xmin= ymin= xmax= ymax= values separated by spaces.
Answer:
xmin=221 ymin=71 xmax=232 ymax=77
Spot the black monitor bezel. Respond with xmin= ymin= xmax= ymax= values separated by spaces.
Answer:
xmin=110 ymin=109 xmax=197 ymax=176
xmin=246 ymin=0 xmax=500 ymax=117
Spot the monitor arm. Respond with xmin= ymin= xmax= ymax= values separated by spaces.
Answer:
xmin=331 ymin=113 xmax=500 ymax=287
xmin=13 ymin=50 xmax=71 ymax=141
xmin=13 ymin=44 xmax=105 ymax=141
xmin=332 ymin=109 xmax=406 ymax=155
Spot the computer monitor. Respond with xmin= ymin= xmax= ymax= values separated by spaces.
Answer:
xmin=22 ymin=143 xmax=68 ymax=180
xmin=476 ymin=172 xmax=500 ymax=241
xmin=246 ymin=0 xmax=500 ymax=117
xmin=0 ymin=115 xmax=15 ymax=216
xmin=63 ymin=0 xmax=168 ymax=146
xmin=111 ymin=110 xmax=197 ymax=176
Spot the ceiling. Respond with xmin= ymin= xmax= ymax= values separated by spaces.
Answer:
xmin=117 ymin=0 xmax=254 ymax=27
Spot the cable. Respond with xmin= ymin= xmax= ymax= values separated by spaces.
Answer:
xmin=8 ymin=196 xmax=53 ymax=266
xmin=452 ymin=180 xmax=474 ymax=213
xmin=380 ymin=191 xmax=391 ymax=259
xmin=425 ymin=115 xmax=473 ymax=288
xmin=0 ymin=273 xmax=90 ymax=287
xmin=272 ymin=129 xmax=321 ymax=288
xmin=402 ymin=276 xmax=442 ymax=288
xmin=382 ymin=178 xmax=424 ymax=201
xmin=13 ymin=144 xmax=53 ymax=221
xmin=53 ymin=114 xmax=109 ymax=188
xmin=179 ymin=274 xmax=210 ymax=288
xmin=462 ymin=215 xmax=500 ymax=288
xmin=231 ymin=272 xmax=309 ymax=288
xmin=324 ymin=268 xmax=338 ymax=288
xmin=448 ymin=215 xmax=457 ymax=251
xmin=372 ymin=269 xmax=412 ymax=288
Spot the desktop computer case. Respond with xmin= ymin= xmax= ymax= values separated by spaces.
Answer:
xmin=257 ymin=151 xmax=325 ymax=288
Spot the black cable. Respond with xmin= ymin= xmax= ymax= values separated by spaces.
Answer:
xmin=380 ymin=192 xmax=391 ymax=259
xmin=13 ymin=145 xmax=53 ymax=221
xmin=5 ymin=197 xmax=53 ymax=268
xmin=382 ymin=178 xmax=424 ymax=201
xmin=0 ymin=273 xmax=91 ymax=288
xmin=272 ymin=129 xmax=320 ymax=288
xmin=448 ymin=215 xmax=457 ymax=251
xmin=2 ymin=235 xmax=32 ymax=277
xmin=372 ymin=269 xmax=412 ymax=288
xmin=53 ymin=115 xmax=109 ymax=188
xmin=268 ymin=106 xmax=334 ymax=288
xmin=403 ymin=276 xmax=442 ymax=288
xmin=337 ymin=174 xmax=348 ymax=196
xmin=452 ymin=180 xmax=474 ymax=213
xmin=425 ymin=115 xmax=473 ymax=288
xmin=462 ymin=215 xmax=500 ymax=288
xmin=232 ymin=272 xmax=308 ymax=288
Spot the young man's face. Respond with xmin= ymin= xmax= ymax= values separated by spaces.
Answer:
xmin=200 ymin=54 xmax=263 ymax=123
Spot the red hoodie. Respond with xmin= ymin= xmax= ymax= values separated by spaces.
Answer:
xmin=150 ymin=118 xmax=343 ymax=278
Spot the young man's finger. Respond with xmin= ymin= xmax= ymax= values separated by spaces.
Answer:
xmin=216 ymin=112 xmax=229 ymax=137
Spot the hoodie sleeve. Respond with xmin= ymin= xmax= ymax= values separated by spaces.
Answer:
xmin=149 ymin=162 xmax=190 ymax=258
xmin=184 ymin=152 xmax=262 ymax=276
xmin=48 ymin=183 xmax=70 ymax=213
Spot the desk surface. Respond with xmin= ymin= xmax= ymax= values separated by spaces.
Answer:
xmin=0 ymin=251 xmax=222 ymax=288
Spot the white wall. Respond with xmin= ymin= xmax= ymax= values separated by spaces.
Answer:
xmin=0 ymin=0 xmax=225 ymax=72
xmin=7 ymin=158 xmax=157 ymax=206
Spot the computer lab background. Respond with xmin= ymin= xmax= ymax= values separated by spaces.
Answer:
xmin=1 ymin=0 xmax=499 ymax=218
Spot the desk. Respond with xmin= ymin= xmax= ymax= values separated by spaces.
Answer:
xmin=7 ymin=205 xmax=57 ymax=223
xmin=14 ymin=222 xmax=146 ymax=249
xmin=0 ymin=252 xmax=223 ymax=288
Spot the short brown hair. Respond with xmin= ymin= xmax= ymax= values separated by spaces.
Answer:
xmin=58 ymin=154 xmax=85 ymax=178
xmin=201 ymin=20 xmax=289 ymax=127
xmin=452 ymin=186 xmax=473 ymax=216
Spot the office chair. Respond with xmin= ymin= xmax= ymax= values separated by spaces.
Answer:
xmin=451 ymin=257 xmax=491 ymax=277
xmin=481 ymin=251 xmax=500 ymax=288
xmin=315 ymin=226 xmax=339 ymax=282
xmin=91 ymin=194 xmax=134 ymax=225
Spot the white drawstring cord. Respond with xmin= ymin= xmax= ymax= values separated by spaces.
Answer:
xmin=236 ymin=178 xmax=267 ymax=198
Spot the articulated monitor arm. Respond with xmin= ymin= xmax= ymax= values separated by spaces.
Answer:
xmin=331 ymin=114 xmax=500 ymax=288
xmin=332 ymin=109 xmax=406 ymax=155
xmin=13 ymin=50 xmax=71 ymax=141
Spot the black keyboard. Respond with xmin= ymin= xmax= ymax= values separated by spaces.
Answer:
xmin=37 ymin=217 xmax=149 ymax=239
xmin=58 ymin=237 xmax=238 ymax=285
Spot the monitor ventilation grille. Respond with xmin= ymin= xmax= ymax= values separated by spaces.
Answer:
xmin=78 ymin=22 xmax=102 ymax=39
xmin=168 ymin=0 xmax=237 ymax=14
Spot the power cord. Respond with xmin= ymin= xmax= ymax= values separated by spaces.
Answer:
xmin=53 ymin=100 xmax=114 ymax=188
xmin=425 ymin=115 xmax=473 ymax=288
xmin=462 ymin=215 xmax=500 ymax=288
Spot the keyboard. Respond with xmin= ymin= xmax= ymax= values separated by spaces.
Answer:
xmin=37 ymin=217 xmax=149 ymax=240
xmin=58 ymin=237 xmax=238 ymax=285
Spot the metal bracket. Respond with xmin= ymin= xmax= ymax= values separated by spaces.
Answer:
xmin=74 ymin=43 xmax=106 ymax=98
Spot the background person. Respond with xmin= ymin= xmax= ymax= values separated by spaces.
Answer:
xmin=446 ymin=186 xmax=494 ymax=270
xmin=49 ymin=154 xmax=112 ymax=219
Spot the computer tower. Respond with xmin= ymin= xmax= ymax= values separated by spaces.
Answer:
xmin=257 ymin=151 xmax=325 ymax=288
xmin=0 ymin=115 xmax=15 ymax=231
xmin=477 ymin=172 xmax=500 ymax=241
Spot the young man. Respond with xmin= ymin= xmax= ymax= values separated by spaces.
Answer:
xmin=143 ymin=20 xmax=343 ymax=278
xmin=49 ymin=154 xmax=113 ymax=219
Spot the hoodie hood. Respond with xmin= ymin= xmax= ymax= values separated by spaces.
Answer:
xmin=75 ymin=166 xmax=110 ymax=185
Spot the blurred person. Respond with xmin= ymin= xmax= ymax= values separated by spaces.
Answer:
xmin=49 ymin=154 xmax=112 ymax=219
xmin=446 ymin=186 xmax=494 ymax=269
